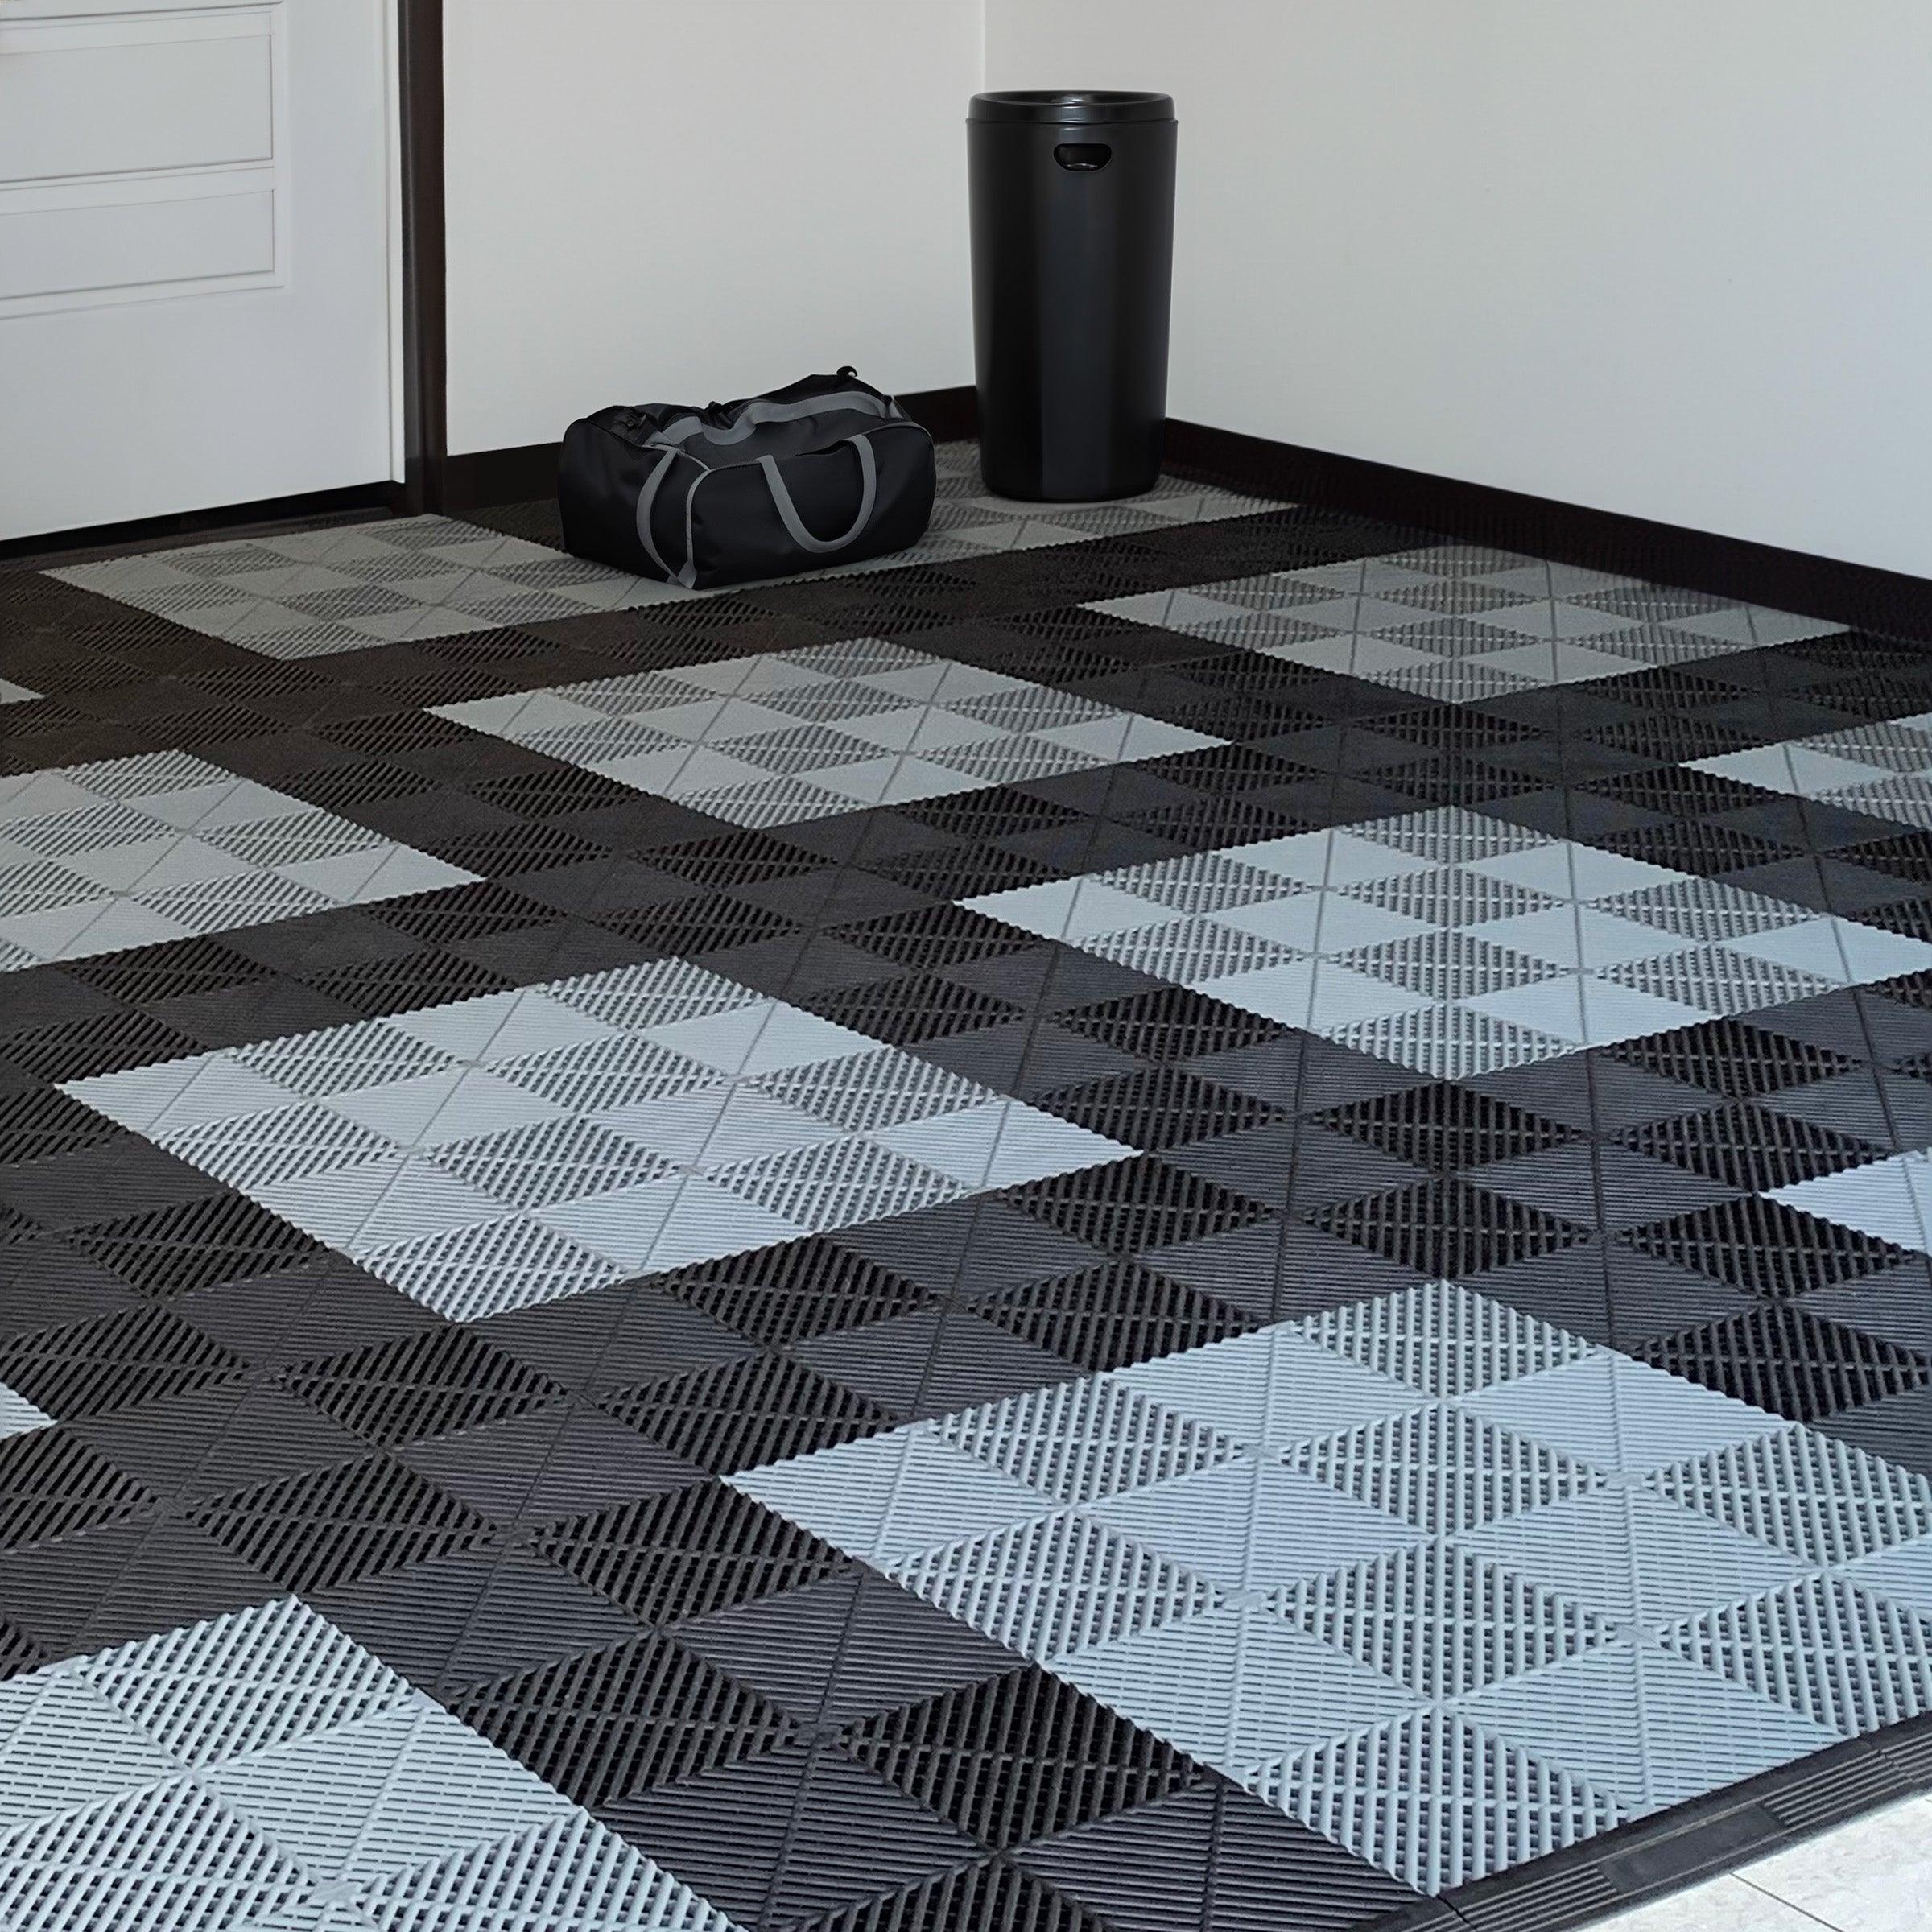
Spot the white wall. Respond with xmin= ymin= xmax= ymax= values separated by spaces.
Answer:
xmin=985 ymin=0 xmax=1932 ymax=578
xmin=442 ymin=0 xmax=979 ymax=456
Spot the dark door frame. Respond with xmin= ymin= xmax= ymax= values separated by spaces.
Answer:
xmin=17 ymin=2 xmax=1930 ymax=641
xmin=0 ymin=0 xmax=448 ymax=565
xmin=398 ymin=0 xmax=448 ymax=516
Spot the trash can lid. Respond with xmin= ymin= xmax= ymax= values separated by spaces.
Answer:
xmin=968 ymin=89 xmax=1174 ymax=125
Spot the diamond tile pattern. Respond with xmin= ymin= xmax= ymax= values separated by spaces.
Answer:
xmin=1692 ymin=710 xmax=1932 ymax=831
xmin=0 ymin=751 xmax=475 ymax=971
xmin=60 ymin=960 xmax=1130 ymax=1321
xmin=6 ymin=442 xmax=1932 ymax=1931
xmin=51 ymin=518 xmax=688 ymax=659
xmin=1093 ymin=545 xmax=1844 ymax=703
xmin=433 ymin=635 xmax=1221 ymax=829
xmin=0 ymin=1596 xmax=740 ymax=1928
xmin=735 ymin=1284 xmax=1932 ymax=1891
xmin=922 ymin=439 xmax=1275 ymax=556
xmin=1770 ymin=1146 xmax=1932 ymax=1253
xmin=962 ymin=804 xmax=1932 ymax=1077
xmin=52 ymin=444 xmax=1272 ymax=659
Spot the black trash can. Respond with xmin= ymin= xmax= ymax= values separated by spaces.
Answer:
xmin=968 ymin=90 xmax=1176 ymax=502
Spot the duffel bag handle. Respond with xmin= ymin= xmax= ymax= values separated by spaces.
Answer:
xmin=757 ymin=435 xmax=877 ymax=555
xmin=632 ymin=446 xmax=688 ymax=585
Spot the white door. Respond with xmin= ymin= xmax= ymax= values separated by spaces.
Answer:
xmin=0 ymin=0 xmax=397 ymax=542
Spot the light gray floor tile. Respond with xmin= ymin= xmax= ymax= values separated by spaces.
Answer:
xmin=1772 ymin=1149 xmax=1932 ymax=1254
xmin=1691 ymin=712 xmax=1932 ymax=832
xmin=1454 ymin=1638 xmax=1843 ymax=1816
xmin=960 ymin=805 xmax=1932 ymax=1077
xmin=49 ymin=448 xmax=1274 ymax=654
xmin=0 ymin=750 xmax=474 ymax=971
xmin=0 ymin=1599 xmax=743 ymax=1930
xmin=1089 ymin=543 xmax=1844 ymax=702
xmin=728 ymin=1282 xmax=1932 ymax=1897
xmin=434 ymin=636 xmax=1223 ymax=830
xmin=61 ymin=960 xmax=1130 ymax=1319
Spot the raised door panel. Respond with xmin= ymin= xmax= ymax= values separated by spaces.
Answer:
xmin=0 ymin=14 xmax=272 ymax=180
xmin=0 ymin=4 xmax=285 ymax=317
xmin=0 ymin=0 xmax=394 ymax=539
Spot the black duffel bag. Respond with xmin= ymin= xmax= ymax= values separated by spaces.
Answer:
xmin=558 ymin=369 xmax=935 ymax=590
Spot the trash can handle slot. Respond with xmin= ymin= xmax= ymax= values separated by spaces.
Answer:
xmin=1054 ymin=143 xmax=1112 ymax=171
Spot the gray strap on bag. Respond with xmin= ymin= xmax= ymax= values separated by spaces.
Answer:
xmin=632 ymin=446 xmax=683 ymax=582
xmin=654 ymin=390 xmax=894 ymax=447
xmin=758 ymin=434 xmax=877 ymax=555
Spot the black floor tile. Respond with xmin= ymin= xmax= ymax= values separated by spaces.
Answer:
xmin=6 ymin=460 xmax=1932 ymax=1930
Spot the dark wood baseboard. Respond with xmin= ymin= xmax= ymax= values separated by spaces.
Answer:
xmin=1166 ymin=418 xmax=1932 ymax=646
xmin=440 ymin=443 xmax=558 ymax=514
xmin=438 ymin=385 xmax=981 ymax=514
xmin=899 ymin=382 xmax=979 ymax=442
xmin=0 ymin=484 xmax=399 ymax=571
xmin=17 ymin=390 xmax=1929 ymax=660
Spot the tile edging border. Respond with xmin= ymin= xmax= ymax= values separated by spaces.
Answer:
xmin=1362 ymin=1705 xmax=1932 ymax=1932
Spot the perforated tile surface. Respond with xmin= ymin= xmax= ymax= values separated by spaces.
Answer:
xmin=6 ymin=440 xmax=1932 ymax=1930
xmin=0 ymin=1596 xmax=739 ymax=1930
xmin=1692 ymin=712 xmax=1932 ymax=832
xmin=1094 ymin=547 xmax=1846 ymax=703
xmin=0 ymin=750 xmax=477 ymax=973
xmin=62 ymin=960 xmax=1131 ymax=1322
xmin=961 ymin=805 xmax=1932 ymax=1078
xmin=431 ymin=636 xmax=1221 ymax=830
xmin=52 ymin=447 xmax=1271 ymax=661
xmin=52 ymin=518 xmax=688 ymax=660
xmin=733 ymin=1284 xmax=1932 ymax=1893
xmin=1770 ymin=1147 xmax=1932 ymax=1255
